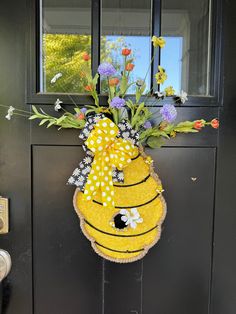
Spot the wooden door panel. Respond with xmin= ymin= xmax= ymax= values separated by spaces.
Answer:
xmin=143 ymin=148 xmax=216 ymax=314
xmin=32 ymin=146 xmax=103 ymax=314
xmin=33 ymin=146 xmax=216 ymax=314
xmin=104 ymin=261 xmax=142 ymax=314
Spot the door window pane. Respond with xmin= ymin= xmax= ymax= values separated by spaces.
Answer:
xmin=101 ymin=0 xmax=152 ymax=94
xmin=161 ymin=0 xmax=212 ymax=95
xmin=40 ymin=0 xmax=91 ymax=93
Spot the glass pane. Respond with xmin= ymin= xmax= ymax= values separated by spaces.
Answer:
xmin=161 ymin=0 xmax=212 ymax=95
xmin=40 ymin=0 xmax=91 ymax=93
xmin=101 ymin=0 xmax=152 ymax=94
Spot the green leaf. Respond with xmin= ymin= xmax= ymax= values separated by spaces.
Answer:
xmin=92 ymin=73 xmax=99 ymax=86
xmin=39 ymin=108 xmax=48 ymax=115
xmin=135 ymin=87 xmax=141 ymax=103
xmin=151 ymin=129 xmax=170 ymax=138
xmin=162 ymin=123 xmax=175 ymax=133
xmin=131 ymin=102 xmax=145 ymax=128
xmin=175 ymin=121 xmax=195 ymax=128
xmin=56 ymin=115 xmax=67 ymax=124
xmin=120 ymin=76 xmax=128 ymax=95
xmin=47 ymin=120 xmax=56 ymax=128
xmin=85 ymin=109 xmax=96 ymax=115
xmin=28 ymin=115 xmax=39 ymax=120
xmin=74 ymin=108 xmax=81 ymax=113
xmin=174 ymin=126 xmax=199 ymax=133
xmin=125 ymin=58 xmax=134 ymax=65
xmin=39 ymin=118 xmax=49 ymax=126
xmin=86 ymin=105 xmax=97 ymax=109
xmin=32 ymin=105 xmax=39 ymax=115
xmin=147 ymin=136 xmax=166 ymax=148
xmin=110 ymin=86 xmax=115 ymax=99
xmin=136 ymin=83 xmax=146 ymax=103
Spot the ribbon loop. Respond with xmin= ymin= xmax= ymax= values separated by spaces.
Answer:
xmin=83 ymin=117 xmax=138 ymax=207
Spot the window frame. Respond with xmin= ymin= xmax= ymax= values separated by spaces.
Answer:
xmin=27 ymin=0 xmax=223 ymax=107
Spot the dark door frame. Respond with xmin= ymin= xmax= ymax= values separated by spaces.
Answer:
xmin=0 ymin=0 xmax=235 ymax=313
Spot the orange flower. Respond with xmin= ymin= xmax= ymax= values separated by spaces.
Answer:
xmin=211 ymin=118 xmax=219 ymax=129
xmin=109 ymin=78 xmax=119 ymax=86
xmin=75 ymin=113 xmax=85 ymax=120
xmin=122 ymin=48 xmax=132 ymax=56
xmin=84 ymin=85 xmax=93 ymax=91
xmin=126 ymin=63 xmax=135 ymax=71
xmin=82 ymin=52 xmax=90 ymax=61
xmin=194 ymin=120 xmax=204 ymax=130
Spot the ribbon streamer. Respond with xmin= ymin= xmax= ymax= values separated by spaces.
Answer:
xmin=83 ymin=117 xmax=138 ymax=207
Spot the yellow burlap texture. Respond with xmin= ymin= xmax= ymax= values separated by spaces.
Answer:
xmin=73 ymin=151 xmax=166 ymax=263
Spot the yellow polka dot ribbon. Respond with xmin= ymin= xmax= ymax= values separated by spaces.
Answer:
xmin=83 ymin=117 xmax=138 ymax=207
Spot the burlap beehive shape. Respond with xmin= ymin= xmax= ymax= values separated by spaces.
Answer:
xmin=73 ymin=148 xmax=166 ymax=263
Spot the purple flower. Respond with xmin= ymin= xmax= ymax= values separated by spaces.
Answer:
xmin=144 ymin=121 xmax=152 ymax=129
xmin=80 ymin=107 xmax=87 ymax=113
xmin=110 ymin=97 xmax=126 ymax=109
xmin=160 ymin=104 xmax=177 ymax=123
xmin=98 ymin=62 xmax=116 ymax=76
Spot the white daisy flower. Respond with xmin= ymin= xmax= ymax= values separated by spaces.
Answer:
xmin=84 ymin=156 xmax=92 ymax=164
xmin=126 ymin=124 xmax=132 ymax=130
xmin=68 ymin=177 xmax=75 ymax=184
xmin=120 ymin=208 xmax=143 ymax=229
xmin=5 ymin=106 xmax=15 ymax=120
xmin=155 ymin=91 xmax=165 ymax=98
xmin=119 ymin=124 xmax=126 ymax=131
xmin=176 ymin=90 xmax=188 ymax=104
xmin=50 ymin=73 xmax=62 ymax=84
xmin=130 ymin=130 xmax=136 ymax=136
xmin=73 ymin=168 xmax=80 ymax=176
xmin=117 ymin=172 xmax=124 ymax=181
xmin=78 ymin=175 xmax=84 ymax=182
xmin=122 ymin=132 xmax=130 ymax=140
xmin=8 ymin=106 xmax=15 ymax=114
xmin=54 ymin=98 xmax=63 ymax=111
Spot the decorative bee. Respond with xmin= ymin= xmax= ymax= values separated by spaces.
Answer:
xmin=72 ymin=147 xmax=166 ymax=263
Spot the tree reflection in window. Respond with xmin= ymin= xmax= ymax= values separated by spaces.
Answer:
xmin=41 ymin=0 xmax=92 ymax=93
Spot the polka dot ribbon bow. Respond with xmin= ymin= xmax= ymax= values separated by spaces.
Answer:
xmin=83 ymin=117 xmax=138 ymax=207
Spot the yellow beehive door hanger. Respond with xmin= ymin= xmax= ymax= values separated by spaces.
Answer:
xmin=0 ymin=35 xmax=218 ymax=263
xmin=73 ymin=148 xmax=166 ymax=263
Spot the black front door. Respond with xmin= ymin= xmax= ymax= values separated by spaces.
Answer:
xmin=0 ymin=0 xmax=236 ymax=313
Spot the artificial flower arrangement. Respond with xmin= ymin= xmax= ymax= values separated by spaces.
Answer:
xmin=1 ymin=36 xmax=219 ymax=263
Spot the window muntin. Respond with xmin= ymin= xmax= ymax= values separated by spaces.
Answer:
xmin=38 ymin=0 xmax=213 ymax=97
xmin=40 ymin=0 xmax=91 ymax=93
